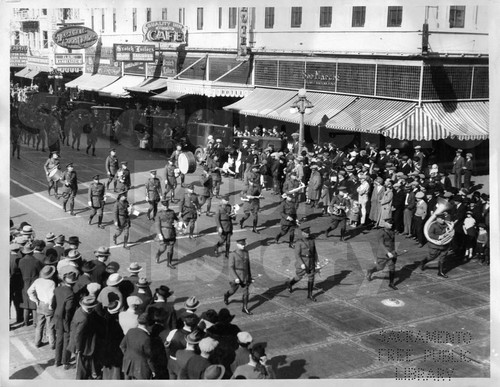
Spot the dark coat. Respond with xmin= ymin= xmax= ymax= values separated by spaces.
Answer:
xmin=68 ymin=307 xmax=98 ymax=356
xmin=120 ymin=327 xmax=156 ymax=379
xmin=18 ymin=254 xmax=43 ymax=309
xmin=95 ymin=308 xmax=124 ymax=369
xmin=53 ymin=284 xmax=76 ymax=332
xmin=147 ymin=302 xmax=177 ymax=331
xmin=228 ymin=249 xmax=251 ymax=284
xmin=215 ymin=203 xmax=235 ymax=234
xmin=89 ymin=259 xmax=108 ymax=287
xmin=184 ymin=354 xmax=212 ymax=379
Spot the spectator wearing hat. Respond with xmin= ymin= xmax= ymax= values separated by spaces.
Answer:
xmin=154 ymin=199 xmax=179 ymax=268
xmin=98 ymin=273 xmax=125 ymax=309
xmin=119 ymin=296 xmax=143 ymax=335
xmin=231 ymin=344 xmax=274 ymax=379
xmin=131 ymin=278 xmax=152 ymax=311
xmin=88 ymin=175 xmax=106 ymax=229
xmin=475 ymin=224 xmax=489 ymax=265
xmin=53 ymin=271 xmax=78 ymax=368
xmin=145 ymin=170 xmax=162 ymax=221
xmin=306 ymin=163 xmax=323 ymax=208
xmin=463 ymin=153 xmax=474 ymax=190
xmin=73 ymin=261 xmax=96 ymax=301
xmin=231 ymin=332 xmax=253 ymax=373
xmin=214 ymin=196 xmax=236 ymax=258
xmin=179 ymin=184 xmax=201 ymax=239
xmin=120 ymin=312 xmax=157 ymax=380
xmin=43 ymin=232 xmax=57 ymax=253
xmin=52 ymin=235 xmax=66 ymax=259
xmin=60 ymin=163 xmax=78 ymax=216
xmin=324 ymin=188 xmax=350 ymax=241
xmin=375 ymin=181 xmax=394 ymax=228
xmin=20 ymin=224 xmax=35 ymax=241
xmin=198 ymin=309 xmax=218 ymax=332
xmin=18 ymin=242 xmax=43 ymax=326
xmin=144 ymin=307 xmax=170 ymax=380
xmin=223 ymin=239 xmax=253 ymax=315
xmin=398 ymin=155 xmax=413 ymax=175
xmin=68 ymin=296 xmax=100 ymax=379
xmin=90 ymin=247 xmax=111 ymax=286
xmin=274 ymin=193 xmax=298 ymax=248
xmin=57 ymin=249 xmax=81 ymax=275
xmin=32 ymin=239 xmax=46 ymax=263
xmin=412 ymin=191 xmax=427 ymax=247
xmin=148 ymin=286 xmax=177 ymax=330
xmin=10 ymin=240 xmax=24 ymax=324
xmin=113 ymin=189 xmax=132 ymax=249
xmin=391 ymin=183 xmax=406 ymax=234
xmin=96 ymin=298 xmax=124 ymax=380
xmin=369 ymin=177 xmax=385 ymax=227
xmin=183 ymin=337 xmax=219 ymax=379
xmin=177 ymin=330 xmax=205 ymax=379
xmin=164 ymin=159 xmax=178 ymax=203
xmin=105 ymin=148 xmax=119 ymax=192
xmin=451 ymin=149 xmax=465 ymax=188
xmin=462 ymin=211 xmax=477 ymax=261
xmin=403 ymin=185 xmax=417 ymax=237
xmin=413 ymin=146 xmax=426 ymax=173
xmin=287 ymin=227 xmax=319 ymax=302
xmin=27 ymin=265 xmax=56 ymax=347
xmin=43 ymin=152 xmax=61 ymax=197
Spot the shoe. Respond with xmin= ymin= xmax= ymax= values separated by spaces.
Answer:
xmin=287 ymin=281 xmax=294 ymax=293
xmin=70 ymin=211 xmax=75 ymax=216
xmin=242 ymin=307 xmax=253 ymax=315
xmin=123 ymin=244 xmax=130 ymax=250
xmin=289 ymin=243 xmax=295 ymax=249
xmin=63 ymin=364 xmax=75 ymax=370
xmin=112 ymin=235 xmax=117 ymax=245
xmin=389 ymin=283 xmax=398 ymax=290
xmin=223 ymin=293 xmax=229 ymax=305
xmin=366 ymin=270 xmax=373 ymax=281
xmin=167 ymin=263 xmax=176 ymax=270
xmin=239 ymin=220 xmax=244 ymax=229
xmin=252 ymin=228 xmax=260 ymax=234
xmin=307 ymin=294 xmax=317 ymax=302
xmin=98 ymin=224 xmax=105 ymax=229
xmin=437 ymin=272 xmax=448 ymax=278
xmin=88 ymin=218 xmax=92 ymax=225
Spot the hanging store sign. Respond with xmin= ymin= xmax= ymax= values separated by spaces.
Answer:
xmin=54 ymin=53 xmax=84 ymax=66
xmin=142 ymin=21 xmax=187 ymax=44
xmin=53 ymin=26 xmax=98 ymax=50
xmin=11 ymin=45 xmax=28 ymax=67
xmin=147 ymin=55 xmax=177 ymax=77
xmin=236 ymin=7 xmax=249 ymax=59
xmin=114 ymin=44 xmax=155 ymax=62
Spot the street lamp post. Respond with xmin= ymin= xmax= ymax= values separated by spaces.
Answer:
xmin=290 ymin=88 xmax=314 ymax=154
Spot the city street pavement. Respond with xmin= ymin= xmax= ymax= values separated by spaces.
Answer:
xmin=9 ymin=135 xmax=490 ymax=380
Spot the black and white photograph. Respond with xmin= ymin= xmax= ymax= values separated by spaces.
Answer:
xmin=3 ymin=0 xmax=498 ymax=384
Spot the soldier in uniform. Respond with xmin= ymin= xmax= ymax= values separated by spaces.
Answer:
xmin=61 ymin=163 xmax=78 ymax=216
xmin=105 ymin=149 xmax=119 ymax=192
xmin=164 ymin=160 xmax=178 ymax=203
xmin=113 ymin=189 xmax=131 ymax=250
xmin=207 ymin=155 xmax=222 ymax=198
xmin=287 ymin=227 xmax=319 ymax=302
xmin=239 ymin=176 xmax=262 ymax=234
xmin=85 ymin=121 xmax=98 ymax=156
xmin=324 ymin=187 xmax=350 ymax=241
xmin=71 ymin=112 xmax=84 ymax=151
xmin=366 ymin=218 xmax=399 ymax=290
xmin=419 ymin=212 xmax=452 ymax=278
xmin=282 ymin=172 xmax=302 ymax=210
xmin=223 ymin=238 xmax=253 ymax=315
xmin=88 ymin=175 xmax=106 ymax=229
xmin=199 ymin=167 xmax=214 ymax=216
xmin=179 ymin=184 xmax=200 ymax=239
xmin=145 ymin=170 xmax=162 ymax=221
xmin=116 ymin=161 xmax=131 ymax=198
xmin=154 ymin=199 xmax=178 ymax=269
xmin=44 ymin=152 xmax=60 ymax=197
xmin=274 ymin=193 xmax=298 ymax=248
xmin=214 ymin=196 xmax=235 ymax=258
xmin=170 ymin=143 xmax=185 ymax=185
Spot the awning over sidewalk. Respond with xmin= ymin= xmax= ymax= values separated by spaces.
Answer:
xmin=167 ymin=79 xmax=254 ymax=98
xmin=98 ymin=75 xmax=145 ymax=98
xmin=150 ymin=90 xmax=188 ymax=102
xmin=125 ymin=77 xmax=169 ymax=93
xmin=15 ymin=67 xmax=31 ymax=78
xmin=223 ymin=88 xmax=297 ymax=117
xmin=64 ymin=73 xmax=120 ymax=91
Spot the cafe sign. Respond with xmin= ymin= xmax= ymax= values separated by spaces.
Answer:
xmin=53 ymin=26 xmax=98 ymax=50
xmin=142 ymin=21 xmax=187 ymax=44
xmin=114 ymin=44 xmax=155 ymax=62
xmin=11 ymin=45 xmax=28 ymax=67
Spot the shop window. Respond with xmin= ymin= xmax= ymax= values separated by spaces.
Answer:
xmin=14 ymin=31 xmax=20 ymax=45
xmin=229 ymin=7 xmax=237 ymax=29
xmin=265 ymin=7 xmax=275 ymax=29
xmin=42 ymin=9 xmax=47 ymax=16
xmin=387 ymin=6 xmax=402 ymax=27
xmin=449 ymin=6 xmax=465 ymax=28
xmin=197 ymin=7 xmax=203 ymax=30
xmin=352 ymin=6 xmax=366 ymax=27
xmin=320 ymin=6 xmax=332 ymax=27
xmin=291 ymin=7 xmax=302 ymax=28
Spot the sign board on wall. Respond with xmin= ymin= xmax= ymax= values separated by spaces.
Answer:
xmin=11 ymin=45 xmax=28 ymax=67
xmin=55 ymin=53 xmax=84 ymax=66
xmin=237 ymin=7 xmax=249 ymax=59
xmin=85 ymin=46 xmax=121 ymax=76
xmin=53 ymin=26 xmax=98 ymax=50
xmin=142 ymin=21 xmax=187 ymax=45
xmin=146 ymin=55 xmax=177 ymax=77
xmin=114 ymin=44 xmax=155 ymax=62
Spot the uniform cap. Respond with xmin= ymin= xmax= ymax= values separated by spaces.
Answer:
xmin=92 ymin=175 xmax=99 ymax=180
xmin=236 ymin=238 xmax=247 ymax=244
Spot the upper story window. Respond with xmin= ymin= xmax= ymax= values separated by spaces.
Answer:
xmin=449 ymin=6 xmax=465 ymax=28
xmin=229 ymin=7 xmax=237 ymax=29
xmin=113 ymin=9 xmax=116 ymax=32
xmin=218 ymin=7 xmax=223 ymax=29
xmin=13 ymin=31 xmax=20 ymax=45
xmin=42 ymin=9 xmax=47 ymax=16
xmin=320 ymin=6 xmax=332 ymax=27
xmin=387 ymin=6 xmax=402 ymax=27
xmin=132 ymin=8 xmax=137 ymax=32
xmin=352 ymin=6 xmax=366 ymax=27
xmin=91 ymin=9 xmax=94 ymax=30
xmin=179 ymin=8 xmax=185 ymax=24
xmin=162 ymin=8 xmax=167 ymax=21
xmin=265 ymin=7 xmax=275 ymax=29
xmin=146 ymin=8 xmax=151 ymax=22
xmin=291 ymin=6 xmax=302 ymax=28
xmin=42 ymin=31 xmax=48 ymax=48
xmin=101 ymin=10 xmax=105 ymax=31
xmin=197 ymin=8 xmax=203 ymax=30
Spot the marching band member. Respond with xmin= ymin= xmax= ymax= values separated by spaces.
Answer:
xmin=155 ymin=199 xmax=178 ymax=269
xmin=274 ymin=193 xmax=298 ymax=248
xmin=61 ymin=163 xmax=78 ymax=216
xmin=164 ymin=159 xmax=178 ymax=203
xmin=88 ymin=175 xmax=106 ymax=229
xmin=44 ymin=152 xmax=60 ymax=197
xmin=324 ymin=186 xmax=350 ymax=241
xmin=179 ymin=184 xmax=200 ymax=239
xmin=214 ymin=196 xmax=235 ymax=259
xmin=420 ymin=212 xmax=452 ymax=278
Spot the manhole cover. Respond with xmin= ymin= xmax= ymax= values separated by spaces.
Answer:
xmin=381 ymin=298 xmax=405 ymax=307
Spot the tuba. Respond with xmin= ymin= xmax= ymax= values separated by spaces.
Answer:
xmin=424 ymin=198 xmax=456 ymax=246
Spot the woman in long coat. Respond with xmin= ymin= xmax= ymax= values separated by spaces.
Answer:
xmin=369 ymin=177 xmax=385 ymax=225
xmin=376 ymin=181 xmax=394 ymax=227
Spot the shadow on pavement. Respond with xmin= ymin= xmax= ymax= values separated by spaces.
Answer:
xmin=268 ymin=355 xmax=308 ymax=379
xmin=248 ymin=283 xmax=289 ymax=312
xmin=315 ymin=270 xmax=352 ymax=295
xmin=10 ymin=358 xmax=55 ymax=379
xmin=394 ymin=261 xmax=421 ymax=286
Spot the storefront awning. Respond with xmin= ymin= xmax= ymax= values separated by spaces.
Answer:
xmin=266 ymin=92 xmax=357 ymax=126
xmin=15 ymin=67 xmax=31 ymax=78
xmin=325 ymin=97 xmax=416 ymax=133
xmin=150 ymin=90 xmax=188 ymax=102
xmin=167 ymin=79 xmax=254 ymax=98
xmin=64 ymin=73 xmax=120 ymax=91
xmin=98 ymin=75 xmax=145 ymax=98
xmin=126 ymin=77 xmax=169 ymax=93
xmin=24 ymin=70 xmax=40 ymax=79
xmin=223 ymin=88 xmax=297 ymax=117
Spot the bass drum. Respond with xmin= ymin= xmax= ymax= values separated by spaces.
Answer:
xmin=49 ymin=168 xmax=63 ymax=181
xmin=178 ymin=151 xmax=197 ymax=175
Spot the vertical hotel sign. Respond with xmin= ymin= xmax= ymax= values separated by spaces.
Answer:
xmin=237 ymin=7 xmax=249 ymax=59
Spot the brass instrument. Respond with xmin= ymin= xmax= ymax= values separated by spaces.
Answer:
xmin=423 ymin=197 xmax=456 ymax=246
xmin=281 ymin=182 xmax=305 ymax=199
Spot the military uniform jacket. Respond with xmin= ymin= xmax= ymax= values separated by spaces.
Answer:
xmin=283 ymin=178 xmax=301 ymax=202
xmin=376 ymin=228 xmax=396 ymax=259
xmin=114 ymin=199 xmax=131 ymax=227
xmin=44 ymin=158 xmax=60 ymax=175
xmin=180 ymin=193 xmax=199 ymax=219
xmin=294 ymin=238 xmax=318 ymax=272
xmin=216 ymin=203 xmax=234 ymax=233
xmin=243 ymin=186 xmax=261 ymax=212
xmin=165 ymin=164 xmax=177 ymax=186
xmin=119 ymin=168 xmax=131 ymax=188
xmin=155 ymin=209 xmax=178 ymax=241
xmin=145 ymin=177 xmax=162 ymax=202
xmin=229 ymin=249 xmax=252 ymax=284
xmin=280 ymin=200 xmax=297 ymax=226
xmin=207 ymin=158 xmax=221 ymax=181
xmin=329 ymin=196 xmax=350 ymax=219
xmin=428 ymin=222 xmax=449 ymax=249
xmin=170 ymin=150 xmax=182 ymax=167
xmin=88 ymin=182 xmax=105 ymax=208
xmin=106 ymin=155 xmax=119 ymax=175
xmin=200 ymin=174 xmax=213 ymax=197
xmin=62 ymin=170 xmax=78 ymax=193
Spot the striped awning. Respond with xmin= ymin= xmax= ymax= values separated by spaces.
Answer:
xmin=64 ymin=73 xmax=120 ymax=91
xmin=325 ymin=97 xmax=416 ymax=133
xmin=98 ymin=75 xmax=145 ymax=98
xmin=265 ymin=92 xmax=357 ymax=126
xmin=150 ymin=90 xmax=188 ymax=102
xmin=126 ymin=77 xmax=169 ymax=93
xmin=223 ymin=88 xmax=297 ymax=117
xmin=15 ymin=67 xmax=31 ymax=78
xmin=382 ymin=106 xmax=449 ymax=140
xmin=167 ymin=79 xmax=254 ymax=98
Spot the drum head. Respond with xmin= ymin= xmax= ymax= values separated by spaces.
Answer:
xmin=178 ymin=152 xmax=196 ymax=174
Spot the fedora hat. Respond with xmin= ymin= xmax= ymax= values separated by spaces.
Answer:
xmin=55 ymin=235 xmax=66 ymax=244
xmin=156 ymin=285 xmax=174 ymax=298
xmin=45 ymin=232 xmax=56 ymax=242
xmin=106 ymin=261 xmax=119 ymax=274
xmin=22 ymin=243 xmax=34 ymax=255
xmin=107 ymin=300 xmax=122 ymax=315
xmin=186 ymin=330 xmax=205 ymax=345
xmin=218 ymin=308 xmax=235 ymax=323
xmin=136 ymin=277 xmax=150 ymax=288
xmin=184 ymin=296 xmax=200 ymax=310
xmin=68 ymin=236 xmax=81 ymax=245
xmin=80 ymin=295 xmax=98 ymax=309
xmin=67 ymin=249 xmax=82 ymax=261
xmin=87 ymin=282 xmax=101 ymax=296
xmin=40 ymin=265 xmax=56 ymax=279
xmin=43 ymin=250 xmax=59 ymax=265
xmin=63 ymin=271 xmax=78 ymax=284
xmin=127 ymin=262 xmax=143 ymax=273
xmin=203 ymin=365 xmax=225 ymax=380
xmin=94 ymin=246 xmax=111 ymax=256
xmin=106 ymin=273 xmax=123 ymax=287
xmin=21 ymin=225 xmax=34 ymax=235
xmin=15 ymin=235 xmax=30 ymax=246
xmin=82 ymin=261 xmax=96 ymax=273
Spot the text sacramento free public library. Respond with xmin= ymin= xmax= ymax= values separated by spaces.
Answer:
xmin=377 ymin=330 xmax=472 ymax=344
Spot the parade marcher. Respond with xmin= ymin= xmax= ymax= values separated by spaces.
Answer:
xmin=274 ymin=193 xmax=298 ymax=248
xmin=214 ymin=196 xmax=236 ymax=258
xmin=199 ymin=167 xmax=214 ymax=215
xmin=239 ymin=179 xmax=262 ymax=234
xmin=179 ymin=184 xmax=200 ymax=239
xmin=61 ymin=163 xmax=78 ymax=216
xmin=164 ymin=159 xmax=178 ymax=202
xmin=71 ymin=112 xmax=84 ymax=151
xmin=451 ymin=149 xmax=465 ymax=188
xmin=155 ymin=199 xmax=178 ymax=268
xmin=105 ymin=149 xmax=119 ymax=192
xmin=287 ymin=227 xmax=319 ymax=302
xmin=88 ymin=175 xmax=106 ymax=228
xmin=170 ymin=143 xmax=186 ymax=185
xmin=116 ymin=161 xmax=131 ymax=197
xmin=207 ymin=155 xmax=222 ymax=198
xmin=145 ymin=170 xmax=162 ymax=221
xmin=113 ymin=189 xmax=132 ymax=249
xmin=85 ymin=121 xmax=98 ymax=156
xmin=419 ymin=212 xmax=452 ymax=278
xmin=44 ymin=152 xmax=60 ymax=197
xmin=366 ymin=218 xmax=399 ymax=290
xmin=223 ymin=238 xmax=254 ymax=315
xmin=19 ymin=242 xmax=43 ymax=326
xmin=282 ymin=172 xmax=302 ymax=209
xmin=324 ymin=187 xmax=350 ymax=241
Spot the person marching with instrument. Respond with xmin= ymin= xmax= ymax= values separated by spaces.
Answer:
xmin=145 ymin=170 xmax=162 ymax=221
xmin=214 ymin=196 xmax=236 ymax=259
xmin=199 ymin=167 xmax=214 ymax=216
xmin=223 ymin=238 xmax=254 ymax=315
xmin=420 ymin=211 xmax=453 ymax=278
xmin=105 ymin=148 xmax=119 ymax=192
xmin=154 ymin=199 xmax=178 ymax=269
xmin=170 ymin=144 xmax=185 ymax=186
xmin=116 ymin=161 xmax=131 ymax=198
xmin=179 ymin=184 xmax=201 ymax=239
xmin=88 ymin=175 xmax=106 ymax=229
xmin=274 ymin=193 xmax=298 ymax=248
xmin=61 ymin=163 xmax=78 ymax=216
xmin=366 ymin=218 xmax=399 ymax=290
xmin=286 ymin=227 xmax=319 ymax=302
xmin=113 ymin=188 xmax=132 ymax=250
xmin=282 ymin=172 xmax=304 ymax=210
xmin=164 ymin=159 xmax=178 ymax=203
xmin=44 ymin=152 xmax=61 ymax=197
xmin=324 ymin=186 xmax=350 ymax=241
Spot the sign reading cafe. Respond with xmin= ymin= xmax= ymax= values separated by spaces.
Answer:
xmin=53 ymin=26 xmax=98 ymax=50
xmin=142 ymin=21 xmax=187 ymax=44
